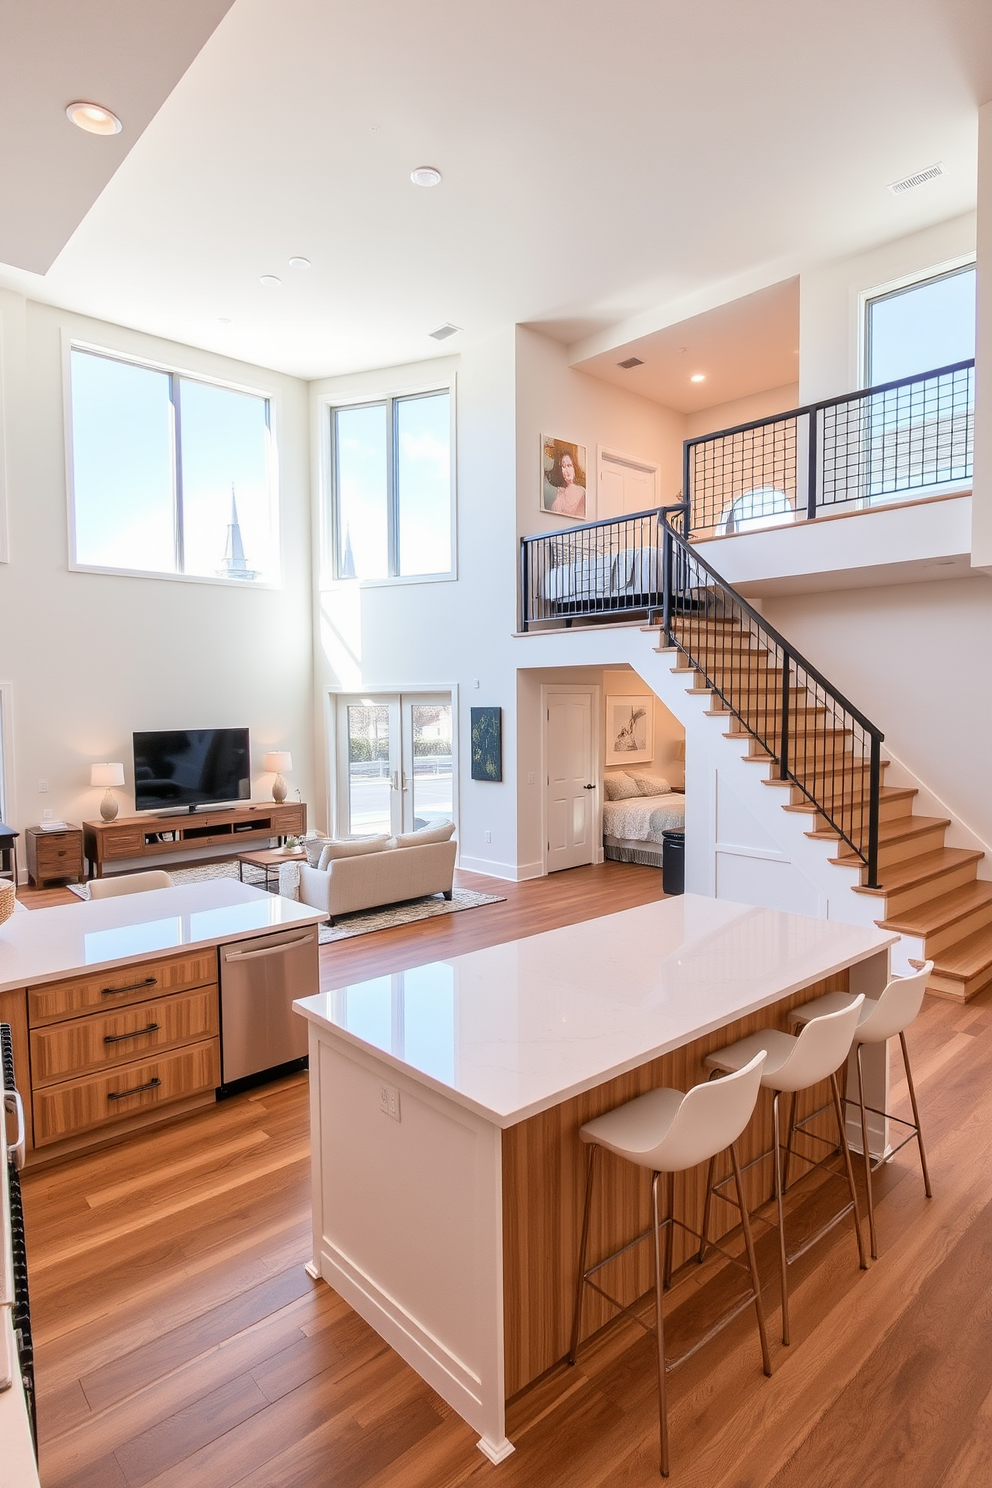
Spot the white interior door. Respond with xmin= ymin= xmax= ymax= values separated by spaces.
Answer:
xmin=545 ymin=689 xmax=597 ymax=872
xmin=598 ymin=451 xmax=659 ymax=518
xmin=338 ymin=693 xmax=453 ymax=837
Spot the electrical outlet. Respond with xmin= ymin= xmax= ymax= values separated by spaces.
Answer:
xmin=42 ymin=809 xmax=52 ymax=820
xmin=484 ymin=830 xmax=492 ymax=843
xmin=379 ymin=1083 xmax=401 ymax=1122
xmin=38 ymin=779 xmax=48 ymax=793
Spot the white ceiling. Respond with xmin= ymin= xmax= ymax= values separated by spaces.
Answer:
xmin=1 ymin=0 xmax=989 ymax=386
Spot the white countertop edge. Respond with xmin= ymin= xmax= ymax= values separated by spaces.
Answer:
xmin=294 ymin=930 xmax=897 ymax=1129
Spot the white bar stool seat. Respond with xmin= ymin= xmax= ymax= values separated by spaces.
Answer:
xmin=704 ymin=997 xmax=867 ymax=1346
xmin=788 ymin=961 xmax=933 ymax=1258
xmin=568 ymin=1051 xmax=771 ymax=1477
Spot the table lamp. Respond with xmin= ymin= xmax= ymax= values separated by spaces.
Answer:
xmin=264 ymin=751 xmax=293 ymax=803
xmin=91 ymin=762 xmax=125 ymax=821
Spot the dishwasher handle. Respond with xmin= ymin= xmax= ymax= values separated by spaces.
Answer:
xmin=222 ymin=931 xmax=316 ymax=963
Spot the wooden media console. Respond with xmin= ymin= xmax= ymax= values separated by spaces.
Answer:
xmin=83 ymin=802 xmax=307 ymax=879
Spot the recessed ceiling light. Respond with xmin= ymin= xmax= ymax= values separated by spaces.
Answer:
xmin=218 ymin=317 xmax=232 ymax=325
xmin=66 ymin=101 xmax=122 ymax=136
xmin=410 ymin=166 xmax=442 ymax=188
xmin=259 ymin=275 xmax=282 ymax=287
xmin=690 ymin=373 xmax=706 ymax=383
xmin=288 ymin=256 xmax=311 ymax=269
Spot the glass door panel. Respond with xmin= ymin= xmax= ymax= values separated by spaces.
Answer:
xmin=409 ymin=702 xmax=453 ymax=829
xmin=345 ymin=702 xmax=397 ymax=835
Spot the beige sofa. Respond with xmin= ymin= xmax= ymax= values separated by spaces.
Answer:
xmin=296 ymin=838 xmax=457 ymax=924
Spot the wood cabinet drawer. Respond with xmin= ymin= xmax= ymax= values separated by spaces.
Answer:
xmin=35 ymin=840 xmax=84 ymax=872
xmin=28 ymin=949 xmax=218 ymax=1027
xmin=30 ymin=986 xmax=219 ymax=1086
xmin=101 ymin=830 xmax=145 ymax=859
xmin=269 ymin=809 xmax=305 ymax=834
xmin=32 ymin=1038 xmax=220 ymax=1146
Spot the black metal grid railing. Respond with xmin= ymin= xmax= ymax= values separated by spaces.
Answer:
xmin=661 ymin=509 xmax=883 ymax=885
xmin=520 ymin=507 xmax=665 ymax=628
xmin=685 ymin=359 xmax=974 ymax=537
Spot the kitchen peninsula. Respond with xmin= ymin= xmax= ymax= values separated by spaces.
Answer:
xmin=0 ymin=881 xmax=326 ymax=1166
xmin=295 ymin=894 xmax=897 ymax=1463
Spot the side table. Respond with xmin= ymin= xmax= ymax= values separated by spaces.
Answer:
xmin=237 ymin=846 xmax=307 ymax=893
xmin=26 ymin=825 xmax=84 ymax=887
xmin=0 ymin=821 xmax=19 ymax=886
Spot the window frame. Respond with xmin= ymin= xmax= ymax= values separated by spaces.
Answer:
xmin=322 ymin=379 xmax=457 ymax=587
xmin=859 ymin=255 xmax=976 ymax=390
xmin=64 ymin=335 xmax=281 ymax=589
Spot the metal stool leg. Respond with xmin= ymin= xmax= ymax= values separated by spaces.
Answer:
xmin=662 ymin=1171 xmax=675 ymax=1290
xmin=729 ymin=1141 xmax=772 ymax=1378
xmin=781 ymin=1090 xmax=798 ymax=1193
xmin=829 ymin=1072 xmax=868 ymax=1271
xmin=900 ymin=1030 xmax=932 ymax=1198
xmin=697 ymin=1151 xmax=717 ymax=1264
xmin=855 ymin=1044 xmax=878 ymax=1260
xmin=651 ymin=1172 xmax=670 ymax=1478
xmin=771 ymin=1092 xmax=790 ymax=1346
xmin=568 ymin=1144 xmax=598 ymax=1364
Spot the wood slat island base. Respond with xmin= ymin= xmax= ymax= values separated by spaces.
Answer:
xmin=296 ymin=894 xmax=895 ymax=1459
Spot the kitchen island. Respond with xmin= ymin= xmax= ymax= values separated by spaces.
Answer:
xmin=295 ymin=893 xmax=897 ymax=1463
xmin=0 ymin=881 xmax=326 ymax=1165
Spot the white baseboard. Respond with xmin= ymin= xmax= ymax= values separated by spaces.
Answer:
xmin=458 ymin=855 xmax=522 ymax=880
xmin=514 ymin=860 xmax=546 ymax=881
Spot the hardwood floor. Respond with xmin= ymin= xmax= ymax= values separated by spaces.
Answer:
xmin=17 ymin=863 xmax=992 ymax=1486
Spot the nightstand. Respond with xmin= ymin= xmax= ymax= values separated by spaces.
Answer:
xmin=26 ymin=825 xmax=84 ymax=887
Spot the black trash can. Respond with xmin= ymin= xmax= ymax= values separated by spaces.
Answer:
xmin=662 ymin=830 xmax=685 ymax=896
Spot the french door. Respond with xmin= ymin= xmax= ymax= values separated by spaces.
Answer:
xmin=336 ymin=693 xmax=454 ymax=837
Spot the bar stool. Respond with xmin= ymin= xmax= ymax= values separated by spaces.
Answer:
xmin=703 ymin=997 xmax=867 ymax=1347
xmin=788 ymin=961 xmax=933 ymax=1259
xmin=568 ymin=1051 xmax=770 ymax=1478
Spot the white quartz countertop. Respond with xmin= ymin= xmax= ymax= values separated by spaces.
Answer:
xmin=0 ymin=881 xmax=327 ymax=993
xmin=295 ymin=893 xmax=896 ymax=1127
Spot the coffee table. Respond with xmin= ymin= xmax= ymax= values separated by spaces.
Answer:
xmin=237 ymin=846 xmax=306 ymax=891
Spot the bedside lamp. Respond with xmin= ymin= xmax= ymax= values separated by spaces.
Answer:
xmin=91 ymin=762 xmax=125 ymax=822
xmin=264 ymin=751 xmax=292 ymax=803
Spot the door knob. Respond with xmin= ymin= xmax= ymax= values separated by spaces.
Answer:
xmin=583 ymin=783 xmax=595 ymax=790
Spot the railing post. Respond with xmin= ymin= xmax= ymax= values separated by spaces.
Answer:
xmin=520 ymin=539 xmax=529 ymax=632
xmin=779 ymin=652 xmax=790 ymax=781
xmin=662 ymin=519 xmax=673 ymax=646
xmin=866 ymin=733 xmax=882 ymax=890
xmin=806 ymin=408 xmax=818 ymax=521
xmin=682 ymin=441 xmax=692 ymax=536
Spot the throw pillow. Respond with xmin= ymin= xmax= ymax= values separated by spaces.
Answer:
xmin=304 ymin=835 xmax=329 ymax=868
xmin=632 ymin=774 xmax=672 ymax=797
xmin=392 ymin=820 xmax=456 ymax=849
xmin=603 ymin=772 xmax=641 ymax=801
xmin=317 ymin=834 xmax=390 ymax=869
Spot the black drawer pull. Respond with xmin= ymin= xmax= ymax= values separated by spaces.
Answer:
xmin=107 ymin=1077 xmax=162 ymax=1102
xmin=104 ymin=1023 xmax=160 ymax=1045
xmin=101 ymin=977 xmax=157 ymax=996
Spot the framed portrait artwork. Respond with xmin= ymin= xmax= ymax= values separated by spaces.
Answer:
xmin=541 ymin=435 xmax=587 ymax=520
xmin=605 ymin=695 xmax=654 ymax=764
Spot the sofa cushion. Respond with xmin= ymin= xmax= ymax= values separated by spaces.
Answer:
xmin=317 ymin=834 xmax=390 ymax=869
xmin=392 ymin=820 xmax=456 ymax=849
xmin=603 ymin=772 xmax=641 ymax=801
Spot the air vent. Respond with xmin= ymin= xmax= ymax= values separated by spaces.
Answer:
xmin=888 ymin=163 xmax=944 ymax=196
xmin=429 ymin=323 xmax=461 ymax=341
xmin=618 ymin=356 xmax=644 ymax=369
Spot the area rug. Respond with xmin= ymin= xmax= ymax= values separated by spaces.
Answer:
xmin=67 ymin=860 xmax=505 ymax=943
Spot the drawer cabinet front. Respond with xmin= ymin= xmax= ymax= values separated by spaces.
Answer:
xmin=32 ymin=1038 xmax=220 ymax=1146
xmin=102 ymin=830 xmax=145 ymax=859
xmin=30 ymin=986 xmax=219 ymax=1086
xmin=28 ymin=949 xmax=218 ymax=1027
xmin=36 ymin=839 xmax=83 ymax=872
xmin=269 ymin=808 xmax=305 ymax=834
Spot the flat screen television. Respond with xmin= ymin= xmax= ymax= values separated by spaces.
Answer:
xmin=133 ymin=728 xmax=251 ymax=812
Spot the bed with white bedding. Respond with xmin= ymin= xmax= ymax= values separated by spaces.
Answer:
xmin=541 ymin=546 xmax=662 ymax=607
xmin=602 ymin=772 xmax=685 ymax=866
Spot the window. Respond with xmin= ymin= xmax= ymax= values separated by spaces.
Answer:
xmin=69 ymin=347 xmax=276 ymax=583
xmin=865 ymin=263 xmax=975 ymax=386
xmin=330 ymin=390 xmax=452 ymax=580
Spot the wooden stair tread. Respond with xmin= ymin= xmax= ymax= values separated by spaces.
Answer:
xmin=928 ymin=924 xmax=992 ymax=980
xmin=853 ymin=847 xmax=984 ymax=897
xmin=879 ymin=879 xmax=992 ymax=937
xmin=828 ymin=814 xmax=949 ymax=852
xmin=781 ymin=785 xmax=915 ymax=816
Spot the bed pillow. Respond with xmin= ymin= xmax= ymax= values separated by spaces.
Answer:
xmin=632 ymin=774 xmax=672 ymax=797
xmin=603 ymin=773 xmax=642 ymax=801
xmin=317 ymin=835 xmax=390 ymax=868
xmin=392 ymin=820 xmax=456 ymax=849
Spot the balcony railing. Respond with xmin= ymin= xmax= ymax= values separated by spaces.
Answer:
xmin=685 ymin=358 xmax=974 ymax=537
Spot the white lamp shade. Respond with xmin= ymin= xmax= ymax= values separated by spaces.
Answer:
xmin=91 ymin=762 xmax=125 ymax=788
xmin=264 ymin=751 xmax=292 ymax=773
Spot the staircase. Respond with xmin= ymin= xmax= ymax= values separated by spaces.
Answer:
xmin=653 ymin=609 xmax=992 ymax=1003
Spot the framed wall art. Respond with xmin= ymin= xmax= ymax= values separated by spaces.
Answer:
xmin=541 ymin=435 xmax=587 ymax=520
xmin=470 ymin=706 xmax=502 ymax=782
xmin=605 ymin=695 xmax=654 ymax=764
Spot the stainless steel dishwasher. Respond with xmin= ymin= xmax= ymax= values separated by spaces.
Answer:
xmin=218 ymin=926 xmax=319 ymax=1092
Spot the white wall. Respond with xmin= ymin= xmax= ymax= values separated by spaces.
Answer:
xmin=974 ymin=101 xmax=992 ymax=568
xmin=798 ymin=212 xmax=976 ymax=404
xmin=685 ymin=383 xmax=799 ymax=439
xmin=0 ymin=295 xmax=314 ymax=862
